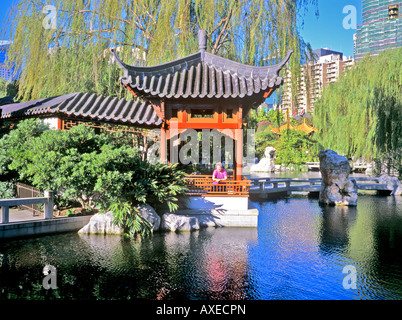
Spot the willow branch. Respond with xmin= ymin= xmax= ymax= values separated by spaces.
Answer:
xmin=211 ymin=8 xmax=233 ymax=54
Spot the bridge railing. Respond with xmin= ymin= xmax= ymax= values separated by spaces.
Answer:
xmin=250 ymin=177 xmax=322 ymax=191
xmin=249 ymin=176 xmax=394 ymax=194
xmin=0 ymin=191 xmax=54 ymax=224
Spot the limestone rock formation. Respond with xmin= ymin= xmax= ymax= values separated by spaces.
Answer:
xmin=78 ymin=204 xmax=161 ymax=235
xmin=250 ymin=146 xmax=276 ymax=173
xmin=161 ymin=213 xmax=200 ymax=232
xmin=378 ymin=174 xmax=401 ymax=196
xmin=318 ymin=149 xmax=358 ymax=206
xmin=78 ymin=211 xmax=124 ymax=235
xmin=136 ymin=203 xmax=161 ymax=231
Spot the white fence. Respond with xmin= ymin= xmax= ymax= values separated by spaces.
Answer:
xmin=0 ymin=190 xmax=54 ymax=224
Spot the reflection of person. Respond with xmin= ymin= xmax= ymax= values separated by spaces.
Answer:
xmin=212 ymin=162 xmax=228 ymax=185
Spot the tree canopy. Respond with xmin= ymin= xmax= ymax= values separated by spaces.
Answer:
xmin=2 ymin=0 xmax=317 ymax=101
xmin=313 ymin=48 xmax=402 ymax=173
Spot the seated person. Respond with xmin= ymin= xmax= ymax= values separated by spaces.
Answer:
xmin=212 ymin=162 xmax=228 ymax=186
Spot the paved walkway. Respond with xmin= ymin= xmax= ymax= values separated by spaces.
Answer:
xmin=8 ymin=208 xmax=45 ymax=222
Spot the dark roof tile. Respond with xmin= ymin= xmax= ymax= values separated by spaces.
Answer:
xmin=112 ymin=48 xmax=293 ymax=100
xmin=0 ymin=92 xmax=162 ymax=127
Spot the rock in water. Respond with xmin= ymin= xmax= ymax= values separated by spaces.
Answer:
xmin=161 ymin=213 xmax=200 ymax=232
xmin=78 ymin=204 xmax=161 ymax=235
xmin=78 ymin=211 xmax=124 ymax=235
xmin=318 ymin=149 xmax=358 ymax=206
xmin=135 ymin=203 xmax=161 ymax=231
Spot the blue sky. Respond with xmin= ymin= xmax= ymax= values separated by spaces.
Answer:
xmin=0 ymin=0 xmax=362 ymax=57
xmin=300 ymin=0 xmax=362 ymax=58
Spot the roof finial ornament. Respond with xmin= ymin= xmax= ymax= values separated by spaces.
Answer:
xmin=198 ymin=29 xmax=207 ymax=59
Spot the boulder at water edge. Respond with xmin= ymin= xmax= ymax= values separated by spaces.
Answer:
xmin=136 ymin=203 xmax=161 ymax=231
xmin=318 ymin=149 xmax=358 ymax=206
xmin=78 ymin=211 xmax=124 ymax=235
xmin=161 ymin=213 xmax=200 ymax=232
xmin=78 ymin=203 xmax=161 ymax=235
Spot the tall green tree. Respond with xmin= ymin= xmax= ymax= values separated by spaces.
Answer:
xmin=313 ymin=48 xmax=402 ymax=174
xmin=2 ymin=0 xmax=317 ymax=101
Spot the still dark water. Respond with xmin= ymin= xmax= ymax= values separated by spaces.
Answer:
xmin=0 ymin=195 xmax=401 ymax=300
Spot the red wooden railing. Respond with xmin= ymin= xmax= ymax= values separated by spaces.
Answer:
xmin=184 ymin=175 xmax=251 ymax=197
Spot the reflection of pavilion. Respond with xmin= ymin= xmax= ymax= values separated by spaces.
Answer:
xmin=162 ymin=227 xmax=258 ymax=299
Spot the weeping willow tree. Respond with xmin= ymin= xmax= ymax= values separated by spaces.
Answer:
xmin=314 ymin=48 xmax=402 ymax=175
xmin=2 ymin=0 xmax=317 ymax=101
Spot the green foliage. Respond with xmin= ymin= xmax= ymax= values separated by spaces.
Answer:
xmin=0 ymin=181 xmax=15 ymax=199
xmin=274 ymin=129 xmax=318 ymax=166
xmin=246 ymin=107 xmax=320 ymax=164
xmin=246 ymin=108 xmax=283 ymax=131
xmin=0 ymin=118 xmax=49 ymax=182
xmin=8 ymin=124 xmax=110 ymax=209
xmin=0 ymin=78 xmax=18 ymax=99
xmin=109 ymin=201 xmax=152 ymax=238
xmin=314 ymin=48 xmax=402 ymax=168
xmin=1 ymin=120 xmax=188 ymax=221
xmin=255 ymin=129 xmax=278 ymax=160
xmin=3 ymin=0 xmax=317 ymax=101
xmin=93 ymin=153 xmax=189 ymax=213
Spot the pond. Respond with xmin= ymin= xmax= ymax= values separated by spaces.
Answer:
xmin=0 ymin=194 xmax=401 ymax=300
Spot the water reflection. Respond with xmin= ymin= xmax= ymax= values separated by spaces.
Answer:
xmin=0 ymin=196 xmax=401 ymax=300
xmin=0 ymin=228 xmax=259 ymax=300
xmin=319 ymin=205 xmax=358 ymax=255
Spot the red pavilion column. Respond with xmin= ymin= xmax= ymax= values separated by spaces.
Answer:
xmin=234 ymin=128 xmax=243 ymax=181
xmin=160 ymin=125 xmax=167 ymax=164
xmin=234 ymin=105 xmax=243 ymax=181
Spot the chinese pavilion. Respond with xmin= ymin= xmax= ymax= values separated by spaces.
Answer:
xmin=112 ymin=30 xmax=292 ymax=180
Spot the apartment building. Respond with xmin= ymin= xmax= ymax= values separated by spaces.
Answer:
xmin=280 ymin=49 xmax=354 ymax=114
xmin=0 ymin=41 xmax=20 ymax=82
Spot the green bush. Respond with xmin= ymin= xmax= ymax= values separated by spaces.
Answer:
xmin=1 ymin=120 xmax=189 ymax=237
xmin=0 ymin=118 xmax=49 ymax=182
xmin=0 ymin=181 xmax=15 ymax=199
xmin=274 ymin=129 xmax=318 ymax=166
xmin=255 ymin=129 xmax=278 ymax=160
xmin=109 ymin=201 xmax=152 ymax=237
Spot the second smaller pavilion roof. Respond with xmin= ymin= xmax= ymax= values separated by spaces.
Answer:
xmin=0 ymin=92 xmax=162 ymax=127
xmin=270 ymin=120 xmax=316 ymax=135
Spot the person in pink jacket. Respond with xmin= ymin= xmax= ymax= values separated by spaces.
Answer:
xmin=212 ymin=162 xmax=228 ymax=185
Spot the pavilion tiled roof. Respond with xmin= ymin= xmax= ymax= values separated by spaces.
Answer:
xmin=295 ymin=121 xmax=317 ymax=134
xmin=0 ymin=92 xmax=162 ymax=127
xmin=270 ymin=123 xmax=295 ymax=134
xmin=270 ymin=120 xmax=316 ymax=135
xmin=112 ymin=31 xmax=293 ymax=100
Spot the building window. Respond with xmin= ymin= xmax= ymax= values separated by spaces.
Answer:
xmin=226 ymin=108 xmax=233 ymax=119
xmin=191 ymin=108 xmax=214 ymax=118
xmin=171 ymin=108 xmax=178 ymax=118
xmin=388 ymin=5 xmax=399 ymax=19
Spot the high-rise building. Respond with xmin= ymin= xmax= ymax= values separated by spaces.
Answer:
xmin=355 ymin=0 xmax=401 ymax=61
xmin=0 ymin=41 xmax=19 ymax=82
xmin=280 ymin=49 xmax=354 ymax=114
